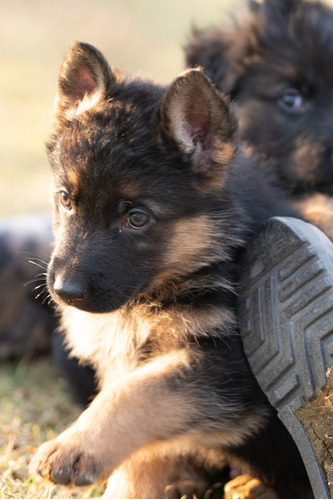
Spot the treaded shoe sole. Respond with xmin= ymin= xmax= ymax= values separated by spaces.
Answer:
xmin=238 ymin=216 xmax=333 ymax=499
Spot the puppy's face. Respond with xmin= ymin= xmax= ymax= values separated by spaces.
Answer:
xmin=186 ymin=0 xmax=333 ymax=193
xmin=46 ymin=43 xmax=238 ymax=314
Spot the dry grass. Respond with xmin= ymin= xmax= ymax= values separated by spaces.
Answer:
xmin=0 ymin=357 xmax=105 ymax=499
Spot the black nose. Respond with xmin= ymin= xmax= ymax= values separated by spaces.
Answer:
xmin=53 ymin=275 xmax=86 ymax=304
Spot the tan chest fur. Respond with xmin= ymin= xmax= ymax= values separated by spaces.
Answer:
xmin=60 ymin=301 xmax=236 ymax=387
xmin=60 ymin=306 xmax=150 ymax=385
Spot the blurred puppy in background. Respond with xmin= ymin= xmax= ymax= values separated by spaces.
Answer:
xmin=185 ymin=0 xmax=333 ymax=238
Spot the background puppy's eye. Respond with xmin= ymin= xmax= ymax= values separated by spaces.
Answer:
xmin=59 ymin=190 xmax=72 ymax=211
xmin=278 ymin=88 xmax=305 ymax=112
xmin=125 ymin=210 xmax=150 ymax=230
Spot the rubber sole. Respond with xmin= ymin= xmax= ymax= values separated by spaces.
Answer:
xmin=238 ymin=217 xmax=333 ymax=499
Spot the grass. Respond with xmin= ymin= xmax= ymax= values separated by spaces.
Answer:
xmin=0 ymin=357 xmax=104 ymax=499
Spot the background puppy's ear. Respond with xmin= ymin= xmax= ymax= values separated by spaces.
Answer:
xmin=184 ymin=18 xmax=263 ymax=97
xmin=185 ymin=0 xmax=299 ymax=97
xmin=160 ymin=69 xmax=238 ymax=183
xmin=264 ymin=0 xmax=298 ymax=15
xmin=55 ymin=41 xmax=118 ymax=122
xmin=184 ymin=26 xmax=235 ymax=94
xmin=184 ymin=2 xmax=263 ymax=97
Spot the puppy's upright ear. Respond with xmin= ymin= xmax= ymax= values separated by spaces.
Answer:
xmin=160 ymin=69 xmax=238 ymax=186
xmin=55 ymin=41 xmax=118 ymax=123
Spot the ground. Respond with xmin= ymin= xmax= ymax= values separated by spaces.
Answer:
xmin=296 ymin=371 xmax=333 ymax=497
xmin=0 ymin=357 xmax=104 ymax=499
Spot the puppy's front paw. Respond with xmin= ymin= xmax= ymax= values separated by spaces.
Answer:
xmin=30 ymin=436 xmax=101 ymax=486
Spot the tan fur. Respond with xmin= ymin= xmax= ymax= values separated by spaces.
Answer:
xmin=31 ymin=342 xmax=268 ymax=494
xmin=224 ymin=474 xmax=278 ymax=499
xmin=294 ymin=193 xmax=333 ymax=240
xmin=164 ymin=215 xmax=216 ymax=269
xmin=30 ymin=295 xmax=269 ymax=496
xmin=59 ymin=305 xmax=268 ymax=448
xmin=105 ymin=448 xmax=177 ymax=499
xmin=148 ymin=215 xmax=233 ymax=292
xmin=212 ymin=140 xmax=235 ymax=167
xmin=292 ymin=138 xmax=323 ymax=186
xmin=66 ymin=168 xmax=80 ymax=190
xmin=60 ymin=300 xmax=236 ymax=384
xmin=64 ymin=88 xmax=104 ymax=121
xmin=104 ymin=445 xmax=210 ymax=499
xmin=31 ymin=350 xmax=199 ymax=483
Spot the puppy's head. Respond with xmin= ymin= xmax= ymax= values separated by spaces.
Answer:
xmin=47 ymin=42 xmax=239 ymax=314
xmin=186 ymin=0 xmax=333 ymax=193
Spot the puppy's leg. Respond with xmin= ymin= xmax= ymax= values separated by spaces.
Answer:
xmin=104 ymin=446 xmax=210 ymax=499
xmin=30 ymin=351 xmax=198 ymax=486
xmin=31 ymin=343 xmax=265 ymax=487
xmin=104 ymin=450 xmax=170 ymax=500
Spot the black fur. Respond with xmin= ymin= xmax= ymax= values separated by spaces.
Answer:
xmin=55 ymin=0 xmax=333 ymax=405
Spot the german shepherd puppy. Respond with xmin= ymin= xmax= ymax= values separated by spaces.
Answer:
xmin=30 ymin=42 xmax=311 ymax=498
xmin=185 ymin=0 xmax=333 ymax=237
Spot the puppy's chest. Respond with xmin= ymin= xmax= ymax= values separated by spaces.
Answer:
xmin=60 ymin=306 xmax=182 ymax=383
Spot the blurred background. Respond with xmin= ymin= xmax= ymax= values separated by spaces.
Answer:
xmin=0 ymin=0 xmax=238 ymax=217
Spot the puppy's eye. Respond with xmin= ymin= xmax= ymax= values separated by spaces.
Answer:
xmin=125 ymin=210 xmax=150 ymax=230
xmin=59 ymin=190 xmax=72 ymax=211
xmin=278 ymin=89 xmax=306 ymax=112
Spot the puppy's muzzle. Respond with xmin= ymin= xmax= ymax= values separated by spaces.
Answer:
xmin=53 ymin=274 xmax=87 ymax=306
